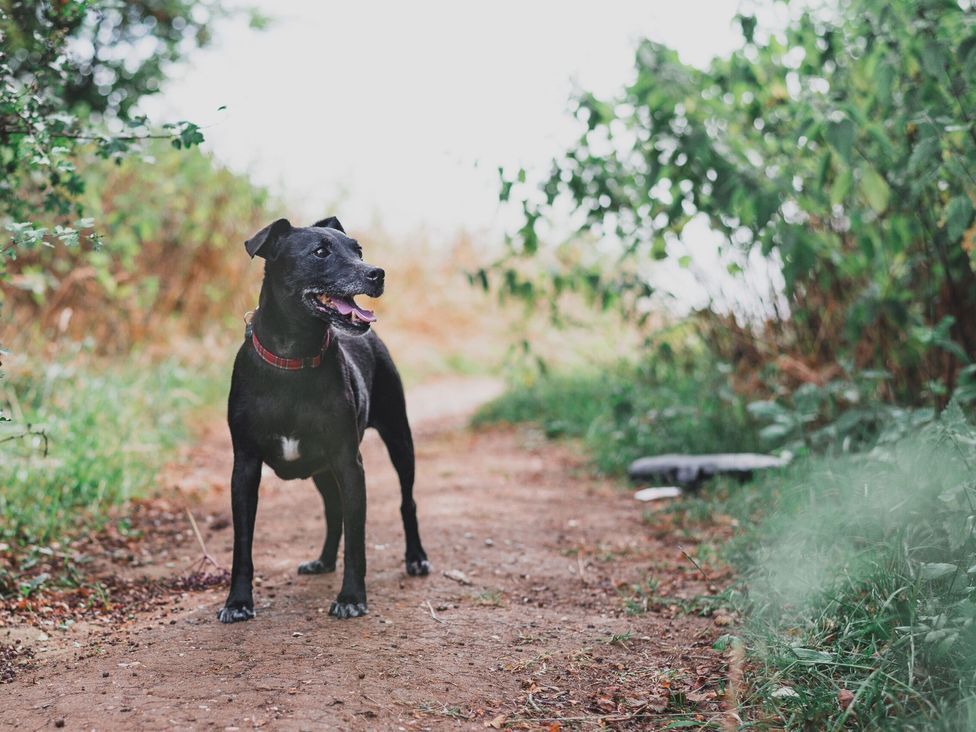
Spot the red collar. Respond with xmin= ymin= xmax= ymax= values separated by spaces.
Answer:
xmin=251 ymin=328 xmax=332 ymax=370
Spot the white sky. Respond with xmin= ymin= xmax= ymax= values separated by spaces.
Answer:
xmin=143 ymin=0 xmax=745 ymax=239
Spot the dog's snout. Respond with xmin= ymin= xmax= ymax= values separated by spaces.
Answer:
xmin=365 ymin=267 xmax=385 ymax=284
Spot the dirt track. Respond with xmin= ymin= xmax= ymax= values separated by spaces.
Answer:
xmin=0 ymin=378 xmax=731 ymax=730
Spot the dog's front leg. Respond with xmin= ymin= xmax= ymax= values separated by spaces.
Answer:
xmin=329 ymin=450 xmax=368 ymax=619
xmin=218 ymin=448 xmax=262 ymax=623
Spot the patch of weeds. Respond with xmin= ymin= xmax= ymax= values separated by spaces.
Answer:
xmin=475 ymin=589 xmax=504 ymax=607
xmin=605 ymin=631 xmax=633 ymax=646
xmin=473 ymin=352 xmax=760 ymax=475
xmin=0 ymin=354 xmax=225 ymax=592
xmin=416 ymin=702 xmax=473 ymax=720
xmin=621 ymin=577 xmax=661 ymax=616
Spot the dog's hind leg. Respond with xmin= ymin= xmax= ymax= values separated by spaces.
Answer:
xmin=371 ymin=358 xmax=431 ymax=577
xmin=298 ymin=472 xmax=343 ymax=574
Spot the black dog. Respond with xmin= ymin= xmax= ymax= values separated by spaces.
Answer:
xmin=218 ymin=217 xmax=430 ymax=623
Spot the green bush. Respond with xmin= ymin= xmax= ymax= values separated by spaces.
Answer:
xmin=489 ymin=0 xmax=976 ymax=407
xmin=4 ymin=144 xmax=272 ymax=350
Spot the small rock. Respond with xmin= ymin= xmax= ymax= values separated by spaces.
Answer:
xmin=443 ymin=569 xmax=472 ymax=586
xmin=634 ymin=486 xmax=683 ymax=502
xmin=54 ymin=720 xmax=65 ymax=729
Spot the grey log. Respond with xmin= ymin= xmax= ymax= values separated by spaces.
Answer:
xmin=627 ymin=453 xmax=790 ymax=489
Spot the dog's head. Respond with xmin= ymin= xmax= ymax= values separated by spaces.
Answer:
xmin=245 ymin=217 xmax=383 ymax=335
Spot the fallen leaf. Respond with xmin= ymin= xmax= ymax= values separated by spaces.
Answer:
xmin=485 ymin=714 xmax=507 ymax=728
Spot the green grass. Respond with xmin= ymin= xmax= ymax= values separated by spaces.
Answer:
xmin=677 ymin=403 xmax=976 ymax=730
xmin=473 ymin=354 xmax=760 ymax=474
xmin=0 ymin=350 xmax=227 ymax=592
xmin=477 ymin=360 xmax=976 ymax=729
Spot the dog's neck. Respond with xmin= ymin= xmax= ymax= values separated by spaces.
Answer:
xmin=253 ymin=283 xmax=332 ymax=360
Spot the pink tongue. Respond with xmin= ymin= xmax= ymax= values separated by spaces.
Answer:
xmin=332 ymin=296 xmax=376 ymax=323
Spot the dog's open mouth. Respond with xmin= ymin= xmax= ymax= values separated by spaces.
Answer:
xmin=312 ymin=293 xmax=377 ymax=324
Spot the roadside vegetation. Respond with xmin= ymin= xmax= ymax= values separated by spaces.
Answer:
xmin=0 ymin=352 xmax=225 ymax=596
xmin=478 ymin=0 xmax=976 ymax=728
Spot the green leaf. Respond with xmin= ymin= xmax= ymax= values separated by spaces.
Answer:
xmin=919 ymin=562 xmax=957 ymax=580
xmin=859 ymin=167 xmax=890 ymax=213
xmin=825 ymin=117 xmax=855 ymax=162
xmin=830 ymin=168 xmax=853 ymax=206
xmin=791 ymin=647 xmax=834 ymax=664
xmin=908 ymin=137 xmax=940 ymax=175
xmin=946 ymin=196 xmax=974 ymax=242
xmin=920 ymin=41 xmax=946 ymax=79
xmin=712 ymin=634 xmax=743 ymax=651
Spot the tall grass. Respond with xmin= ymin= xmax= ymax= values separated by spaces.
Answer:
xmin=678 ymin=403 xmax=976 ymax=729
xmin=474 ymin=347 xmax=760 ymax=473
xmin=0 ymin=348 xmax=226 ymax=572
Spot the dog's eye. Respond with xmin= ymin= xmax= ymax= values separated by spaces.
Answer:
xmin=312 ymin=247 xmax=328 ymax=259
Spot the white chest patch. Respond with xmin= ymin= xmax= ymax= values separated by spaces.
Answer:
xmin=279 ymin=436 xmax=301 ymax=462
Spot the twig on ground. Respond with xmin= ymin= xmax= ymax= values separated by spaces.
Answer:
xmin=678 ymin=543 xmax=710 ymax=582
xmin=185 ymin=508 xmax=223 ymax=571
xmin=425 ymin=600 xmax=444 ymax=623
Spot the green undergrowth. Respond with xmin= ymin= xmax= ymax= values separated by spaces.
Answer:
xmin=473 ymin=353 xmax=760 ymax=474
xmin=0 ymin=348 xmax=228 ymax=593
xmin=673 ymin=402 xmax=976 ymax=730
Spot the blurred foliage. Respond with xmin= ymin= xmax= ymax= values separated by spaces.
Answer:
xmin=0 ymin=0 xmax=224 ymax=284
xmin=676 ymin=400 xmax=976 ymax=729
xmin=3 ymin=143 xmax=272 ymax=350
xmin=475 ymin=335 xmax=760 ymax=474
xmin=488 ymin=0 xmax=976 ymax=410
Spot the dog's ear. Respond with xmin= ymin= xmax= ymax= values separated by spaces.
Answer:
xmin=312 ymin=216 xmax=345 ymax=233
xmin=245 ymin=218 xmax=291 ymax=260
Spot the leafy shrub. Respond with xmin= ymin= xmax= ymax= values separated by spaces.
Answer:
xmin=3 ymin=144 xmax=272 ymax=350
xmin=488 ymin=0 xmax=976 ymax=408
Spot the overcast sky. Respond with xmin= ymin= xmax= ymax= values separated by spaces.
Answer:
xmin=143 ymin=1 xmax=746 ymax=240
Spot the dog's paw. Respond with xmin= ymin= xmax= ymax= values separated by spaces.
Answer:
xmin=406 ymin=558 xmax=431 ymax=577
xmin=329 ymin=600 xmax=368 ymax=619
xmin=298 ymin=559 xmax=336 ymax=575
xmin=217 ymin=605 xmax=255 ymax=624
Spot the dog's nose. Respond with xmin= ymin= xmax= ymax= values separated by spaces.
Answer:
xmin=365 ymin=267 xmax=385 ymax=284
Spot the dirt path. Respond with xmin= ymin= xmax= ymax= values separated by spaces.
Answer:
xmin=1 ymin=378 xmax=731 ymax=731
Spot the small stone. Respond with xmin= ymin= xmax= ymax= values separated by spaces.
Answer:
xmin=443 ymin=569 xmax=472 ymax=586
